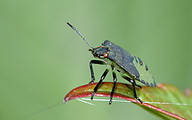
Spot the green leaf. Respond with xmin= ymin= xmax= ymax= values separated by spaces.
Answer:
xmin=64 ymin=82 xmax=192 ymax=120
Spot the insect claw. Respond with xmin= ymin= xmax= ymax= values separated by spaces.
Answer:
xmin=91 ymin=92 xmax=96 ymax=100
xmin=109 ymin=99 xmax=112 ymax=105
xmin=136 ymin=98 xmax=143 ymax=104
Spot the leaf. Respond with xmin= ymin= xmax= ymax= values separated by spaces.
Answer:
xmin=64 ymin=82 xmax=192 ymax=120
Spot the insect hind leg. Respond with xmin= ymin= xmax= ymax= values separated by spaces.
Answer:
xmin=134 ymin=81 xmax=142 ymax=88
xmin=121 ymin=75 xmax=143 ymax=104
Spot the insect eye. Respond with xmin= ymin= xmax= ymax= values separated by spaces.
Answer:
xmin=99 ymin=46 xmax=102 ymax=48
xmin=104 ymin=53 xmax=108 ymax=57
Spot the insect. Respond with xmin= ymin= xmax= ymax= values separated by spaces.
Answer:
xmin=67 ymin=22 xmax=156 ymax=104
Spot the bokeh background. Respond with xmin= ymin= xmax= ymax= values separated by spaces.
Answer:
xmin=1 ymin=1 xmax=192 ymax=120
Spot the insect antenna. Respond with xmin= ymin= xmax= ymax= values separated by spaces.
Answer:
xmin=67 ymin=22 xmax=94 ymax=49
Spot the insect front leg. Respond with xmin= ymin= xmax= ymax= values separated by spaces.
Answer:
xmin=89 ymin=60 xmax=106 ymax=84
xmin=121 ymin=75 xmax=143 ymax=104
xmin=91 ymin=68 xmax=109 ymax=100
xmin=109 ymin=66 xmax=117 ymax=105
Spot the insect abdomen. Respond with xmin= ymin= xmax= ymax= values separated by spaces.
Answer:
xmin=133 ymin=57 xmax=156 ymax=87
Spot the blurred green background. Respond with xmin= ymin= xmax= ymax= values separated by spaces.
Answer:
xmin=1 ymin=0 xmax=192 ymax=120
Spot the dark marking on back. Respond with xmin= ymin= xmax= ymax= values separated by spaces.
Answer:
xmin=141 ymin=80 xmax=145 ymax=84
xmin=150 ymin=83 xmax=154 ymax=87
xmin=137 ymin=57 xmax=143 ymax=66
xmin=150 ymin=82 xmax=156 ymax=87
xmin=153 ymin=82 xmax=156 ymax=87
xmin=146 ymin=82 xmax=149 ymax=86
xmin=134 ymin=56 xmax=138 ymax=63
xmin=145 ymin=64 xmax=148 ymax=71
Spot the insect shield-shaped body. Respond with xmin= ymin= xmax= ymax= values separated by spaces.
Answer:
xmin=67 ymin=22 xmax=156 ymax=104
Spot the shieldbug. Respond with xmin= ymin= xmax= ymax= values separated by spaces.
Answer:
xmin=67 ymin=22 xmax=156 ymax=104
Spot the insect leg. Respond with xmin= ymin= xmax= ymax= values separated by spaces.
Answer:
xmin=121 ymin=76 xmax=143 ymax=104
xmin=109 ymin=66 xmax=117 ymax=105
xmin=89 ymin=60 xmax=106 ymax=84
xmin=91 ymin=68 xmax=109 ymax=100
xmin=133 ymin=80 xmax=142 ymax=88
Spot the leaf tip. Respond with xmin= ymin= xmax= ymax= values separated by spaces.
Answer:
xmin=64 ymin=95 xmax=71 ymax=103
xmin=63 ymin=99 xmax=67 ymax=103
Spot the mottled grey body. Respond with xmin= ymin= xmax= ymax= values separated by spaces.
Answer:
xmin=102 ymin=40 xmax=156 ymax=87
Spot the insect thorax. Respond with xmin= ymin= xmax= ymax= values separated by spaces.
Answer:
xmin=100 ymin=40 xmax=156 ymax=87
